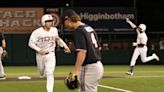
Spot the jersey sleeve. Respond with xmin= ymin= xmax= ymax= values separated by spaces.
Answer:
xmin=28 ymin=31 xmax=41 ymax=52
xmin=54 ymin=27 xmax=59 ymax=36
xmin=73 ymin=30 xmax=87 ymax=52
xmin=52 ymin=27 xmax=59 ymax=40
xmin=134 ymin=27 xmax=141 ymax=34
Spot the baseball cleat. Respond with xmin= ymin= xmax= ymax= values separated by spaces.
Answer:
xmin=152 ymin=53 xmax=159 ymax=61
xmin=40 ymin=75 xmax=45 ymax=78
xmin=39 ymin=74 xmax=46 ymax=78
xmin=39 ymin=71 xmax=45 ymax=78
xmin=126 ymin=71 xmax=134 ymax=76
xmin=0 ymin=75 xmax=6 ymax=80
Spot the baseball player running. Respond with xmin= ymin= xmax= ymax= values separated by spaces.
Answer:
xmin=126 ymin=18 xmax=159 ymax=76
xmin=0 ymin=32 xmax=6 ymax=80
xmin=28 ymin=14 xmax=70 ymax=92
xmin=63 ymin=9 xmax=104 ymax=92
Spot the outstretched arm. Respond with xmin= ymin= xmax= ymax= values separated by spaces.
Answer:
xmin=126 ymin=18 xmax=137 ymax=29
xmin=126 ymin=18 xmax=139 ymax=46
xmin=56 ymin=36 xmax=71 ymax=53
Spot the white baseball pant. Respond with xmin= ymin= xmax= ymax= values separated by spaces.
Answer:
xmin=36 ymin=52 xmax=56 ymax=92
xmin=130 ymin=46 xmax=155 ymax=66
xmin=78 ymin=61 xmax=104 ymax=92
xmin=0 ymin=47 xmax=5 ymax=77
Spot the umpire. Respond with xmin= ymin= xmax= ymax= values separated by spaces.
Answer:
xmin=63 ymin=9 xmax=104 ymax=92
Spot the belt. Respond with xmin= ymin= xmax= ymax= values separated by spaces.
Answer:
xmin=37 ymin=51 xmax=54 ymax=55
xmin=46 ymin=51 xmax=54 ymax=54
xmin=137 ymin=44 xmax=145 ymax=47
xmin=83 ymin=61 xmax=99 ymax=66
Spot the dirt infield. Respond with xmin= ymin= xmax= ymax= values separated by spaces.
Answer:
xmin=0 ymin=76 xmax=125 ymax=81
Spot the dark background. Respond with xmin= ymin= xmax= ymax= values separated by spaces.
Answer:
xmin=0 ymin=0 xmax=164 ymax=65
xmin=0 ymin=0 xmax=164 ymax=32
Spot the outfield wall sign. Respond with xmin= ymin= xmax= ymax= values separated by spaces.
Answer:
xmin=0 ymin=8 xmax=44 ymax=34
xmin=66 ymin=7 xmax=137 ymax=32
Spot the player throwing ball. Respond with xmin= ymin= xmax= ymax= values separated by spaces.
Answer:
xmin=126 ymin=18 xmax=159 ymax=76
xmin=28 ymin=14 xmax=70 ymax=92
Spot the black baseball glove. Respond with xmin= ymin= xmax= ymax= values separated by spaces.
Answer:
xmin=64 ymin=72 xmax=79 ymax=90
xmin=1 ymin=50 xmax=8 ymax=60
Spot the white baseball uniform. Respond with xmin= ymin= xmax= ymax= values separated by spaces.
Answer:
xmin=0 ymin=32 xmax=6 ymax=79
xmin=130 ymin=28 xmax=156 ymax=66
xmin=0 ymin=47 xmax=5 ymax=77
xmin=126 ymin=18 xmax=159 ymax=76
xmin=28 ymin=27 xmax=58 ymax=92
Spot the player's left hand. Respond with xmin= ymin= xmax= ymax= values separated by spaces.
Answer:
xmin=1 ymin=50 xmax=8 ymax=60
xmin=64 ymin=72 xmax=79 ymax=90
xmin=64 ymin=47 xmax=71 ymax=53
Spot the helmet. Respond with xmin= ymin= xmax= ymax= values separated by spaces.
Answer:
xmin=41 ymin=14 xmax=53 ymax=26
xmin=138 ymin=24 xmax=146 ymax=32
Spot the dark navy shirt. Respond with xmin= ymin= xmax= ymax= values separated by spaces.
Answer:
xmin=73 ymin=24 xmax=101 ymax=65
xmin=0 ymin=32 xmax=5 ymax=47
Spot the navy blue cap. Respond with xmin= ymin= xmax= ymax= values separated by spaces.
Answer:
xmin=63 ymin=9 xmax=78 ymax=20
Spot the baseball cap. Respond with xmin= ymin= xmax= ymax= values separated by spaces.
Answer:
xmin=63 ymin=9 xmax=79 ymax=21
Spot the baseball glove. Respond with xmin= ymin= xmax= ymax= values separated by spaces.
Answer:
xmin=1 ymin=50 xmax=8 ymax=60
xmin=64 ymin=72 xmax=79 ymax=90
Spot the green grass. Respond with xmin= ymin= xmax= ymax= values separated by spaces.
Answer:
xmin=1 ymin=65 xmax=164 ymax=92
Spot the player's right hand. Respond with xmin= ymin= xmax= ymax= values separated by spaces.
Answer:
xmin=37 ymin=50 xmax=49 ymax=55
xmin=126 ymin=18 xmax=130 ymax=23
xmin=132 ymin=42 xmax=137 ymax=46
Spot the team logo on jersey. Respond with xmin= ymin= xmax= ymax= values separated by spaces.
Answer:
xmin=85 ymin=26 xmax=94 ymax=32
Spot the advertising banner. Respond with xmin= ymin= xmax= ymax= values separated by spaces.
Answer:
xmin=63 ymin=7 xmax=137 ymax=32
xmin=0 ymin=8 xmax=44 ymax=34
